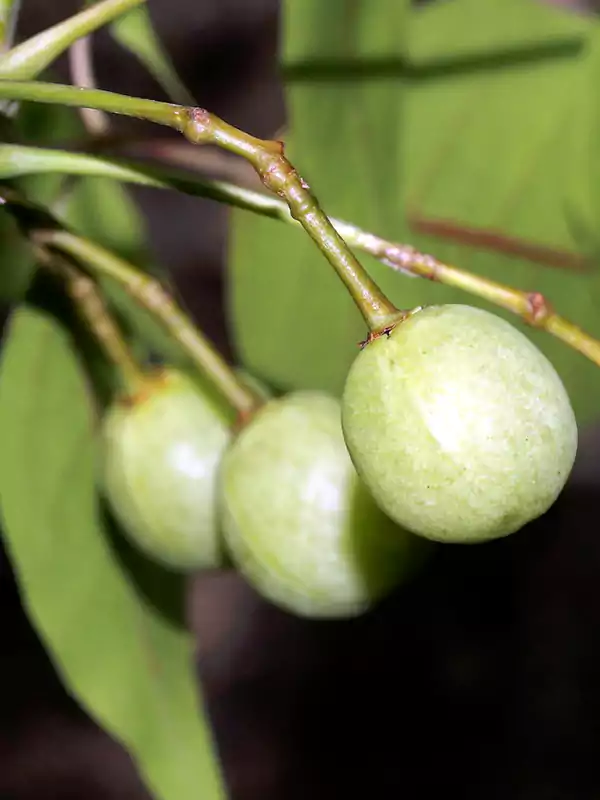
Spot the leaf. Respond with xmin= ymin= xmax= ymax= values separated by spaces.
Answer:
xmin=0 ymin=302 xmax=226 ymax=800
xmin=227 ymin=0 xmax=600 ymax=425
xmin=396 ymin=0 xmax=600 ymax=427
xmin=108 ymin=4 xmax=195 ymax=106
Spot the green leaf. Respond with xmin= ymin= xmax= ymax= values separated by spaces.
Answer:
xmin=565 ymin=28 xmax=600 ymax=259
xmin=227 ymin=0 xmax=600 ymax=425
xmin=407 ymin=0 xmax=587 ymax=66
xmin=60 ymin=175 xmax=154 ymax=266
xmin=0 ymin=302 xmax=226 ymax=800
xmin=0 ymin=210 xmax=37 ymax=301
xmin=108 ymin=4 xmax=195 ymax=106
xmin=396 ymin=0 xmax=600 ymax=427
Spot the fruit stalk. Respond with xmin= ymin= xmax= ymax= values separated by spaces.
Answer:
xmin=180 ymin=108 xmax=401 ymax=332
xmin=35 ymin=247 xmax=146 ymax=394
xmin=33 ymin=228 xmax=261 ymax=418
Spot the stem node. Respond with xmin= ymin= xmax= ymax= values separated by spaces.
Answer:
xmin=526 ymin=292 xmax=552 ymax=327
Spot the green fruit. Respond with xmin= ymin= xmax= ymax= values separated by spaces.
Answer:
xmin=220 ymin=391 xmax=422 ymax=619
xmin=341 ymin=304 xmax=578 ymax=544
xmin=102 ymin=367 xmax=230 ymax=570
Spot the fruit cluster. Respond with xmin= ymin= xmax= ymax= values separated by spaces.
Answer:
xmin=102 ymin=304 xmax=578 ymax=619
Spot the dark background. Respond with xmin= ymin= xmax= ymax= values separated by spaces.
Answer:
xmin=3 ymin=1 xmax=600 ymax=798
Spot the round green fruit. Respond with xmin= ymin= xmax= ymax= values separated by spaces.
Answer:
xmin=341 ymin=304 xmax=578 ymax=544
xmin=219 ymin=391 xmax=423 ymax=619
xmin=102 ymin=367 xmax=230 ymax=570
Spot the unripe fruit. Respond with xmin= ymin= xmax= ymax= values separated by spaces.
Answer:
xmin=220 ymin=391 xmax=423 ymax=619
xmin=342 ymin=304 xmax=578 ymax=544
xmin=102 ymin=368 xmax=230 ymax=570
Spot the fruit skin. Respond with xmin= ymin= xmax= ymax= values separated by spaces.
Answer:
xmin=341 ymin=304 xmax=578 ymax=544
xmin=102 ymin=368 xmax=231 ymax=571
xmin=220 ymin=391 xmax=423 ymax=619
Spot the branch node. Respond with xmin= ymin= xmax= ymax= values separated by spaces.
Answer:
xmin=182 ymin=107 xmax=212 ymax=144
xmin=526 ymin=291 xmax=552 ymax=327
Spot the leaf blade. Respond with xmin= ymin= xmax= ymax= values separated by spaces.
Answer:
xmin=0 ymin=303 xmax=226 ymax=800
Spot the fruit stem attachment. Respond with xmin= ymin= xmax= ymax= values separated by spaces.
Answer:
xmin=0 ymin=0 xmax=145 ymax=80
xmin=33 ymin=229 xmax=261 ymax=419
xmin=34 ymin=246 xmax=146 ymax=394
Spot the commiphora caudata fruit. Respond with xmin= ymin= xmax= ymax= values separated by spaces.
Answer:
xmin=102 ymin=367 xmax=231 ymax=570
xmin=220 ymin=391 xmax=424 ymax=618
xmin=341 ymin=304 xmax=578 ymax=544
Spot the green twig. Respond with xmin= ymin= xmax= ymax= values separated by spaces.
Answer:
xmin=0 ymin=0 xmax=146 ymax=80
xmin=0 ymin=79 xmax=179 ymax=126
xmin=33 ymin=228 xmax=261 ymax=419
xmin=180 ymin=109 xmax=400 ymax=332
xmin=0 ymin=79 xmax=399 ymax=332
xmin=35 ymin=246 xmax=146 ymax=394
xmin=2 ymin=144 xmax=600 ymax=369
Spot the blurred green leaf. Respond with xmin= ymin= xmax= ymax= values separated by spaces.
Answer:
xmin=60 ymin=174 xmax=154 ymax=265
xmin=0 ymin=211 xmax=36 ymax=300
xmin=0 ymin=302 xmax=226 ymax=800
xmin=227 ymin=0 xmax=600 ymax=426
xmin=107 ymin=3 xmax=195 ymax=105
xmin=566 ymin=28 xmax=600 ymax=260
xmin=14 ymin=97 xmax=85 ymax=203
xmin=407 ymin=0 xmax=587 ymax=66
